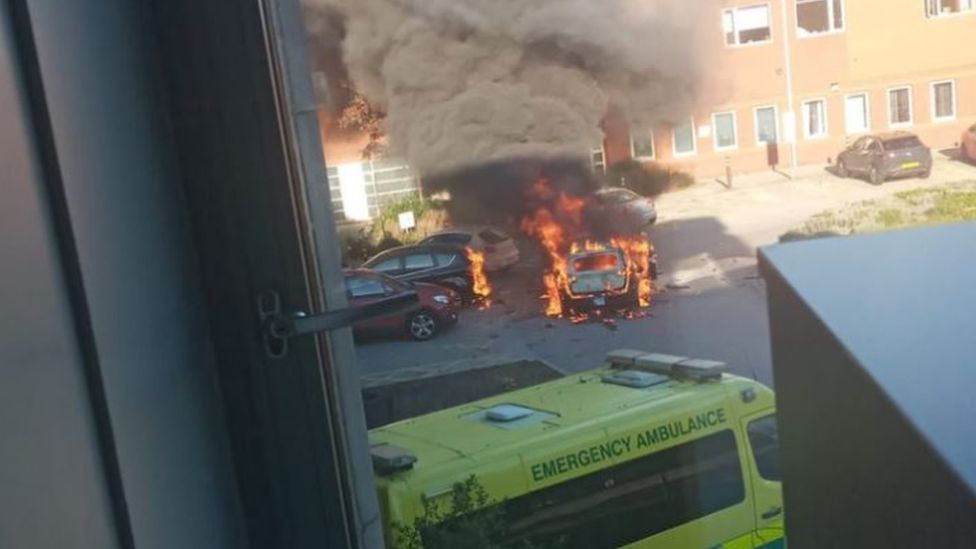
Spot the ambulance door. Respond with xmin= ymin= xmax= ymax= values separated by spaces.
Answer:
xmin=740 ymin=411 xmax=785 ymax=548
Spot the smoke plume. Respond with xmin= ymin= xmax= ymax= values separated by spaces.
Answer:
xmin=306 ymin=0 xmax=720 ymax=176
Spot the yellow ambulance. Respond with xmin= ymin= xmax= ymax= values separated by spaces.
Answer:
xmin=369 ymin=349 xmax=784 ymax=548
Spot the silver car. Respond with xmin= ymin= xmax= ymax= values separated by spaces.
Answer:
xmin=836 ymin=132 xmax=932 ymax=185
xmin=585 ymin=188 xmax=658 ymax=236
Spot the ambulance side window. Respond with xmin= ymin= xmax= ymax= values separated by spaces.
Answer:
xmin=747 ymin=414 xmax=781 ymax=481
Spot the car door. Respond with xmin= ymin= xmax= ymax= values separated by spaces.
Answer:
xmin=344 ymin=275 xmax=399 ymax=332
xmin=844 ymin=137 xmax=868 ymax=172
xmin=740 ymin=411 xmax=785 ymax=548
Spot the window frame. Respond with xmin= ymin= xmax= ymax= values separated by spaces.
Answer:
xmin=591 ymin=145 xmax=606 ymax=173
xmin=629 ymin=129 xmax=656 ymax=161
xmin=722 ymin=3 xmax=774 ymax=47
xmin=747 ymin=414 xmax=782 ymax=482
xmin=925 ymin=0 xmax=975 ymax=18
xmin=844 ymin=92 xmax=871 ymax=135
xmin=930 ymin=80 xmax=957 ymax=122
xmin=754 ymin=105 xmax=779 ymax=146
xmin=672 ymin=117 xmax=698 ymax=157
xmin=801 ymin=98 xmax=829 ymax=139
xmin=795 ymin=0 xmax=847 ymax=37
xmin=886 ymin=85 xmax=914 ymax=128
xmin=712 ymin=111 xmax=739 ymax=151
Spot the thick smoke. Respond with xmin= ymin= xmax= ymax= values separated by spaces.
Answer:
xmin=307 ymin=0 xmax=720 ymax=176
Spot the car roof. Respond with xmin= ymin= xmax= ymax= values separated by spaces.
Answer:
xmin=874 ymin=131 xmax=920 ymax=142
xmin=365 ymin=243 xmax=468 ymax=263
xmin=429 ymin=225 xmax=507 ymax=236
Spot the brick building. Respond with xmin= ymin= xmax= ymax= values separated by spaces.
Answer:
xmin=603 ymin=0 xmax=976 ymax=178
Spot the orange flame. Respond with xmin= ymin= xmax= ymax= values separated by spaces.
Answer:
xmin=466 ymin=247 xmax=492 ymax=305
xmin=520 ymin=179 xmax=655 ymax=318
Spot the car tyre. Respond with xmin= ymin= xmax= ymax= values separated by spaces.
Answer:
xmin=407 ymin=309 xmax=438 ymax=341
xmin=961 ymin=144 xmax=970 ymax=164
xmin=869 ymin=165 xmax=884 ymax=185
xmin=836 ymin=159 xmax=848 ymax=178
xmin=919 ymin=169 xmax=931 ymax=179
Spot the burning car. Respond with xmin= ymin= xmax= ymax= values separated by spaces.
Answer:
xmin=558 ymin=240 xmax=656 ymax=315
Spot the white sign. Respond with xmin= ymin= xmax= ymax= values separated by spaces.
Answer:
xmin=398 ymin=211 xmax=416 ymax=231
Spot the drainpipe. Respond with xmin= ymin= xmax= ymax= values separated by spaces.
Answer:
xmin=779 ymin=0 xmax=798 ymax=172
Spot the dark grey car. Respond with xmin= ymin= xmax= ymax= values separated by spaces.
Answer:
xmin=835 ymin=132 xmax=932 ymax=185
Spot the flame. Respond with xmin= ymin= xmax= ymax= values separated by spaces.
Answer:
xmin=466 ymin=247 xmax=492 ymax=306
xmin=520 ymin=178 xmax=655 ymax=318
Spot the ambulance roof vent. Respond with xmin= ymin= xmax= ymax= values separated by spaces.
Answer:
xmin=486 ymin=404 xmax=534 ymax=422
xmin=370 ymin=442 xmax=417 ymax=476
xmin=602 ymin=369 xmax=669 ymax=389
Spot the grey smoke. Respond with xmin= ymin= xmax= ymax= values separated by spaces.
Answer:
xmin=306 ymin=0 xmax=720 ymax=175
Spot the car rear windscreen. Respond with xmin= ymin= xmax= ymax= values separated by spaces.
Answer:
xmin=573 ymin=253 xmax=620 ymax=272
xmin=478 ymin=229 xmax=510 ymax=244
xmin=884 ymin=136 xmax=923 ymax=150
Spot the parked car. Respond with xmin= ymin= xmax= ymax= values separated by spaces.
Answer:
xmin=559 ymin=241 xmax=657 ymax=313
xmin=362 ymin=243 xmax=474 ymax=299
xmin=584 ymin=187 xmax=657 ymax=236
xmin=960 ymin=122 xmax=976 ymax=163
xmin=421 ymin=226 xmax=519 ymax=272
xmin=343 ymin=269 xmax=460 ymax=341
xmin=835 ymin=132 xmax=932 ymax=185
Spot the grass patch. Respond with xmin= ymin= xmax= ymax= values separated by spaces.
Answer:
xmin=781 ymin=181 xmax=976 ymax=242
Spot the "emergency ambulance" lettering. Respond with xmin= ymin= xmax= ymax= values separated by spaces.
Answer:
xmin=529 ymin=408 xmax=727 ymax=482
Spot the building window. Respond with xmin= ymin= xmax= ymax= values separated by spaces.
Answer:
xmin=754 ymin=106 xmax=778 ymax=145
xmin=931 ymin=81 xmax=956 ymax=121
xmin=926 ymin=0 xmax=975 ymax=17
xmin=723 ymin=4 xmax=772 ymax=46
xmin=591 ymin=147 xmax=606 ymax=173
xmin=888 ymin=86 xmax=913 ymax=127
xmin=802 ymin=99 xmax=828 ymax=138
xmin=844 ymin=93 xmax=870 ymax=134
xmin=672 ymin=118 xmax=697 ymax=156
xmin=630 ymin=131 xmax=655 ymax=160
xmin=712 ymin=112 xmax=738 ymax=150
xmin=796 ymin=0 xmax=845 ymax=36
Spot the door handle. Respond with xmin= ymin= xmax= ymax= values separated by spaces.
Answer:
xmin=761 ymin=506 xmax=783 ymax=520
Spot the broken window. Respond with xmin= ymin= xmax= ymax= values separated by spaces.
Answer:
xmin=723 ymin=4 xmax=772 ymax=46
xmin=926 ymin=0 xmax=975 ymax=17
xmin=796 ymin=0 xmax=845 ymax=35
xmin=888 ymin=87 xmax=913 ymax=127
xmin=712 ymin=112 xmax=738 ymax=150
xmin=931 ymin=81 xmax=956 ymax=121
xmin=672 ymin=119 xmax=697 ymax=156
xmin=802 ymin=99 xmax=827 ymax=138
xmin=630 ymin=131 xmax=655 ymax=160
xmin=755 ymin=106 xmax=778 ymax=144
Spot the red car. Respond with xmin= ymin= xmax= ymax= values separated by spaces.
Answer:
xmin=343 ymin=269 xmax=460 ymax=341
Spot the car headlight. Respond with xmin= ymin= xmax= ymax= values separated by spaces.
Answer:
xmin=433 ymin=294 xmax=450 ymax=304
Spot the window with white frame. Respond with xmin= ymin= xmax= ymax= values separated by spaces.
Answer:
xmin=888 ymin=87 xmax=913 ymax=126
xmin=844 ymin=93 xmax=870 ymax=134
xmin=630 ymin=131 xmax=655 ymax=160
xmin=723 ymin=4 xmax=772 ymax=46
xmin=926 ymin=0 xmax=974 ymax=17
xmin=672 ymin=119 xmax=697 ymax=156
xmin=802 ymin=99 xmax=827 ymax=138
xmin=712 ymin=112 xmax=738 ymax=150
xmin=931 ymin=81 xmax=956 ymax=121
xmin=796 ymin=0 xmax=845 ymax=35
xmin=590 ymin=147 xmax=606 ymax=173
xmin=755 ymin=106 xmax=778 ymax=144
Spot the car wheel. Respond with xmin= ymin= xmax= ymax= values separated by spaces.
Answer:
xmin=961 ymin=144 xmax=971 ymax=164
xmin=869 ymin=165 xmax=884 ymax=185
xmin=836 ymin=159 xmax=848 ymax=178
xmin=919 ymin=169 xmax=931 ymax=179
xmin=407 ymin=310 xmax=438 ymax=341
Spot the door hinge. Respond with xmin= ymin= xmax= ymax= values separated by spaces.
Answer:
xmin=257 ymin=289 xmax=419 ymax=359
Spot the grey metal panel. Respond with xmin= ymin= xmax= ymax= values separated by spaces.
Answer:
xmin=23 ymin=1 xmax=247 ymax=548
xmin=760 ymin=225 xmax=976 ymax=547
xmin=0 ymin=7 xmax=119 ymax=549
